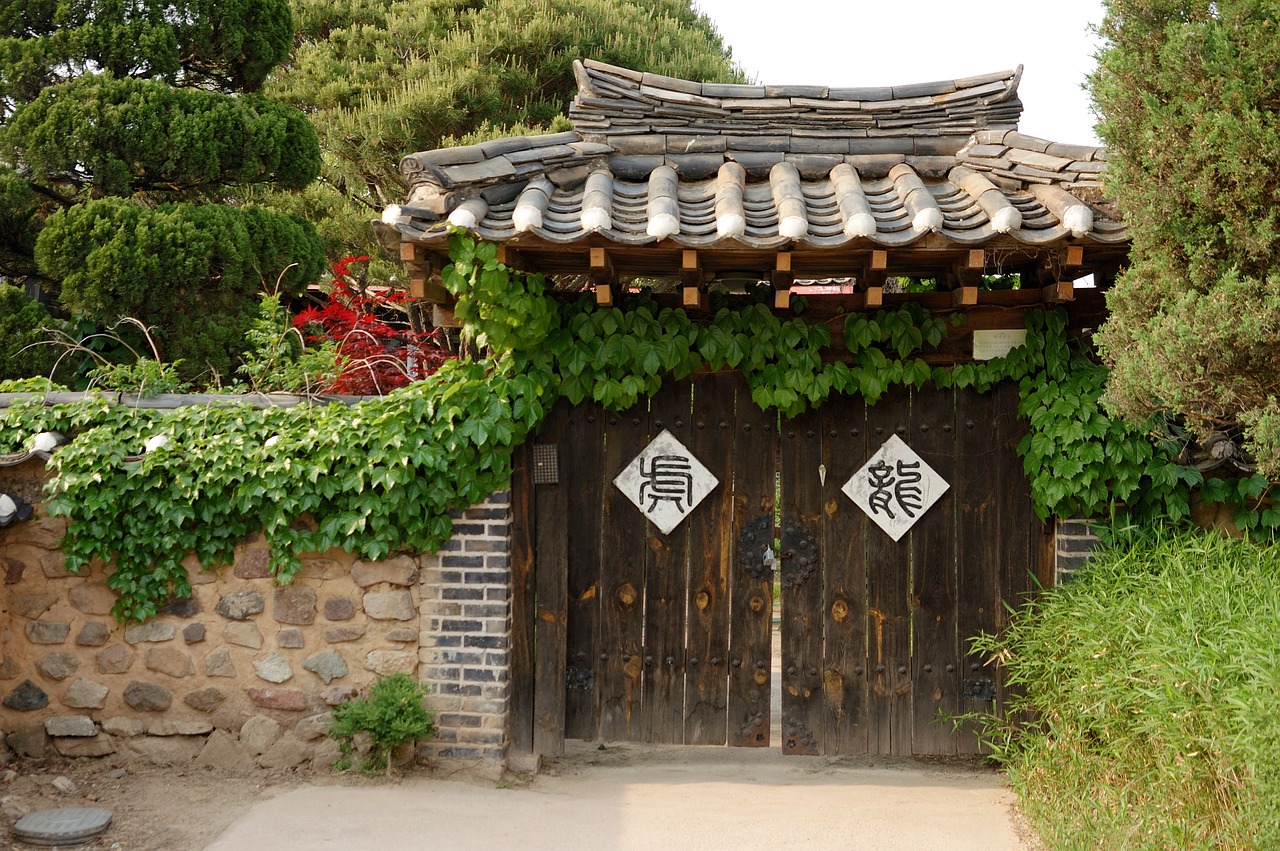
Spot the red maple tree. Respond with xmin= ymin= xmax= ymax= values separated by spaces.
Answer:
xmin=294 ymin=255 xmax=452 ymax=395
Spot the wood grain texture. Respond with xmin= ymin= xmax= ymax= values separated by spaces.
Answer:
xmin=563 ymin=403 xmax=606 ymax=741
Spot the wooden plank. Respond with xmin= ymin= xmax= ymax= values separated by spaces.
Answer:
xmin=639 ymin=382 xmax=692 ymax=744
xmin=727 ymin=375 xmax=776 ymax=747
xmin=909 ymin=384 xmax=960 ymax=755
xmin=995 ymin=381 xmax=1035 ymax=726
xmin=820 ymin=394 xmax=869 ymax=754
xmin=685 ymin=373 xmax=735 ymax=745
xmin=563 ymin=402 xmax=607 ymax=741
xmin=954 ymin=388 xmax=1001 ymax=753
xmin=597 ymin=403 xmax=650 ymax=741
xmin=533 ymin=403 xmax=570 ymax=756
xmin=864 ymin=392 xmax=913 ymax=755
xmin=779 ymin=410 xmax=826 ymax=756
xmin=507 ymin=439 xmax=536 ymax=757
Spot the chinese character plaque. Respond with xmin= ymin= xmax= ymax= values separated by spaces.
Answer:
xmin=843 ymin=434 xmax=949 ymax=541
xmin=613 ymin=429 xmax=719 ymax=535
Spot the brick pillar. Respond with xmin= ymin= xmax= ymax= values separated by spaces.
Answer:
xmin=1055 ymin=516 xmax=1101 ymax=583
xmin=417 ymin=491 xmax=512 ymax=772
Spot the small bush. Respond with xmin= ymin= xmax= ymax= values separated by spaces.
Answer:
xmin=329 ymin=673 xmax=436 ymax=777
xmin=974 ymin=528 xmax=1280 ymax=849
xmin=0 ymin=284 xmax=60 ymax=382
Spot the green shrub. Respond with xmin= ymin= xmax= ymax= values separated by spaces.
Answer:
xmin=330 ymin=673 xmax=436 ymax=777
xmin=0 ymin=284 xmax=60 ymax=382
xmin=974 ymin=529 xmax=1280 ymax=849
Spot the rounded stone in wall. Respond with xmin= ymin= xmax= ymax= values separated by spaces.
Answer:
xmin=11 ymin=593 xmax=58 ymax=620
xmin=363 ymin=650 xmax=416 ymax=676
xmin=123 ymin=681 xmax=172 ymax=711
xmin=351 ymin=556 xmax=419 ymax=588
xmin=273 ymin=586 xmax=317 ymax=625
xmin=69 ymin=583 xmax=116 ymax=616
xmin=224 ymin=622 xmax=263 ymax=649
xmin=303 ymin=650 xmax=347 ymax=684
xmin=362 ymin=590 xmax=414 ymax=621
xmin=277 ymin=628 xmax=305 ymax=649
xmin=184 ymin=687 xmax=227 ymax=713
xmin=323 ymin=597 xmax=356 ymax=621
xmin=124 ymin=622 xmax=176 ymax=644
xmin=204 ymin=648 xmax=237 ymax=678
xmin=37 ymin=652 xmax=80 ymax=681
xmin=145 ymin=646 xmax=195 ymax=678
xmin=216 ymin=589 xmax=265 ymax=620
xmin=234 ymin=549 xmax=271 ymax=579
xmin=183 ymin=623 xmax=206 ymax=644
xmin=25 ymin=620 xmax=70 ymax=645
xmin=3 ymin=680 xmax=49 ymax=711
xmin=75 ymin=622 xmax=110 ymax=647
xmin=323 ymin=625 xmax=366 ymax=643
xmin=63 ymin=677 xmax=109 ymax=710
xmin=253 ymin=652 xmax=294 ymax=684
xmin=96 ymin=644 xmax=135 ymax=675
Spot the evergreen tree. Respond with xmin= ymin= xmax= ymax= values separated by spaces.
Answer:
xmin=261 ymin=0 xmax=743 ymax=266
xmin=1092 ymin=0 xmax=1280 ymax=474
xmin=0 ymin=0 xmax=326 ymax=383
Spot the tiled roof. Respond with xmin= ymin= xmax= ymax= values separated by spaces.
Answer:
xmin=385 ymin=59 xmax=1124 ymax=256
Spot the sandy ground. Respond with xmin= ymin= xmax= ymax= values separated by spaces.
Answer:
xmin=2 ymin=743 xmax=1039 ymax=850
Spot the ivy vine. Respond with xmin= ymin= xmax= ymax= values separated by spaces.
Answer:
xmin=0 ymin=230 xmax=1234 ymax=621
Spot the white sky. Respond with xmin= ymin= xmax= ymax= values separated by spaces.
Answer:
xmin=693 ymin=0 xmax=1106 ymax=144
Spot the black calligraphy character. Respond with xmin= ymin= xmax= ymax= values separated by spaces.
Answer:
xmin=895 ymin=460 xmax=924 ymax=518
xmin=866 ymin=460 xmax=896 ymax=518
xmin=638 ymin=454 xmax=694 ymax=513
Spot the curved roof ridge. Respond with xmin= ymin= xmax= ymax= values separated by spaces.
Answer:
xmin=570 ymin=58 xmax=1023 ymax=140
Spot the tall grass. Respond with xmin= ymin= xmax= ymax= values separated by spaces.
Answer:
xmin=974 ymin=528 xmax=1280 ymax=850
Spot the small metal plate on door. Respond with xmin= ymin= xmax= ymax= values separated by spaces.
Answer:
xmin=963 ymin=678 xmax=996 ymax=701
xmin=532 ymin=444 xmax=559 ymax=485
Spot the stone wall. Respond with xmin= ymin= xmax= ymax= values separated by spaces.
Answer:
xmin=0 ymin=461 xmax=514 ymax=775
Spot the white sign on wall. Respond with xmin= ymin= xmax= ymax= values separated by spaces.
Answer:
xmin=843 ymin=434 xmax=950 ymax=541
xmin=972 ymin=329 xmax=1028 ymax=361
xmin=614 ymin=430 xmax=719 ymax=535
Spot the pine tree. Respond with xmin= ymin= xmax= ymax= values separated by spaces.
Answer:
xmin=260 ymin=0 xmax=743 ymax=266
xmin=0 ymin=0 xmax=326 ymax=383
xmin=1092 ymin=0 xmax=1280 ymax=473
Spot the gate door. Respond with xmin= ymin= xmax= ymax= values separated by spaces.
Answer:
xmin=511 ymin=376 xmax=1050 ymax=757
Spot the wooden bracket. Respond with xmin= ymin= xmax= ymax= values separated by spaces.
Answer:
xmin=497 ymin=245 xmax=529 ymax=270
xmin=682 ymin=286 xmax=708 ymax=311
xmin=590 ymin=247 xmax=614 ymax=306
xmin=681 ymin=250 xmax=702 ymax=288
xmin=771 ymin=251 xmax=795 ymax=290
xmin=1041 ymin=281 xmax=1075 ymax=303
xmin=860 ymin=249 xmax=889 ymax=289
xmin=863 ymin=286 xmax=883 ymax=309
xmin=400 ymin=241 xmax=425 ymax=263
xmin=952 ymin=286 xmax=979 ymax=307
xmin=409 ymin=269 xmax=452 ymax=304
xmin=774 ymin=289 xmax=792 ymax=310
xmin=1065 ymin=244 xmax=1085 ymax=268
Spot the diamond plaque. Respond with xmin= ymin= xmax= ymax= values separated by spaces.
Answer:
xmin=843 ymin=434 xmax=949 ymax=541
xmin=613 ymin=429 xmax=719 ymax=535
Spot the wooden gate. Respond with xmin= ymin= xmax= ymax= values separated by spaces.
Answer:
xmin=510 ymin=373 xmax=1052 ymax=757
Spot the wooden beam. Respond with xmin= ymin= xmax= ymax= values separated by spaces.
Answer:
xmin=860 ymin=250 xmax=889 ymax=289
xmin=774 ymin=289 xmax=792 ymax=310
xmin=596 ymin=284 xmax=614 ymax=307
xmin=1065 ymin=244 xmax=1085 ymax=268
xmin=952 ymin=286 xmax=979 ymax=307
xmin=966 ymin=249 xmax=985 ymax=271
xmin=869 ymin=250 xmax=888 ymax=270
xmin=863 ymin=286 xmax=883 ymax=309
